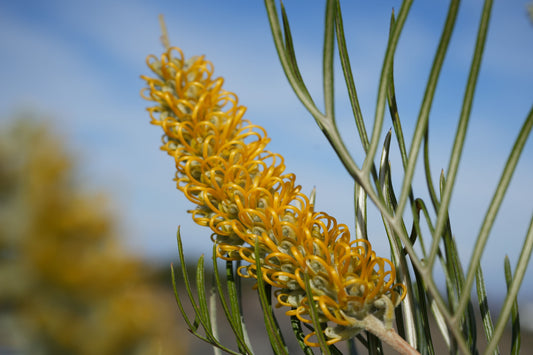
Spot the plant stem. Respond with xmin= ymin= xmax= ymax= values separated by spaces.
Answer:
xmin=363 ymin=315 xmax=421 ymax=355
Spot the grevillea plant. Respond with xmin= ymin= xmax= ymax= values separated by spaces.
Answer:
xmin=141 ymin=44 xmax=409 ymax=352
xmin=141 ymin=1 xmax=533 ymax=354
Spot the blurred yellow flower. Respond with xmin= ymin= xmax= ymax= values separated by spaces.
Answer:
xmin=142 ymin=47 xmax=405 ymax=345
xmin=0 ymin=118 xmax=186 ymax=354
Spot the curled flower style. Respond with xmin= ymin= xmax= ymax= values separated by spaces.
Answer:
xmin=141 ymin=47 xmax=405 ymax=346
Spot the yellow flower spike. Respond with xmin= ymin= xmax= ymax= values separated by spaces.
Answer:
xmin=142 ymin=46 xmax=406 ymax=346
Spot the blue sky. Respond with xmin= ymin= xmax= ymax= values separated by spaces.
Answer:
xmin=1 ymin=0 xmax=532 ymax=306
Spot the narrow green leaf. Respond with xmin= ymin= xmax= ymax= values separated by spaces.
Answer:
xmin=268 ymin=288 xmax=289 ymax=353
xmin=303 ymin=273 xmax=331 ymax=354
xmin=234 ymin=260 xmax=254 ymax=351
xmin=412 ymin=199 xmax=432 ymax=258
xmin=422 ymin=0 xmax=498 ymax=330
xmin=411 ymin=266 xmax=435 ymax=355
xmin=334 ymin=0 xmax=380 ymax=187
xmin=225 ymin=261 xmax=244 ymax=338
xmin=195 ymin=255 xmax=213 ymax=335
xmin=504 ymin=256 xmax=521 ymax=355
xmin=290 ymin=315 xmax=314 ymax=355
xmin=460 ymin=104 xmax=533 ymax=320
xmin=438 ymin=175 xmax=478 ymax=352
xmin=396 ymin=0 xmax=460 ymax=219
xmin=323 ymin=0 xmax=336 ymax=120
xmin=175 ymin=228 xmax=204 ymax=332
xmin=354 ymin=183 xmax=368 ymax=241
xmin=423 ymin=129 xmax=440 ymax=213
xmin=428 ymin=296 xmax=451 ymax=348
xmin=378 ymin=130 xmax=392 ymax=191
xmin=430 ymin=0 xmax=493 ymax=287
xmin=253 ymin=240 xmax=289 ymax=355
xmin=333 ymin=0 xmax=369 ymax=151
xmin=475 ymin=265 xmax=499 ymax=355
xmin=210 ymin=280 xmax=222 ymax=355
xmin=380 ymin=166 xmax=419 ymax=349
xmin=264 ymin=0 xmax=323 ymax=121
xmin=212 ymin=249 xmax=253 ymax=354
xmin=193 ymin=257 xmax=240 ymax=352
xmin=386 ymin=10 xmax=408 ymax=174
xmin=171 ymin=298 xmax=218 ymax=350
xmin=194 ymin=257 xmax=242 ymax=354
xmin=487 ymin=213 xmax=533 ymax=353
xmin=171 ymin=263 xmax=195 ymax=333
xmin=268 ymin=0 xmax=370 ymax=194
xmin=279 ymin=1 xmax=312 ymax=99
xmin=362 ymin=0 xmax=412 ymax=175
xmin=174 ymin=230 xmax=242 ymax=355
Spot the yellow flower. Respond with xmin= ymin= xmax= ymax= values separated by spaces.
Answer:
xmin=141 ymin=47 xmax=405 ymax=346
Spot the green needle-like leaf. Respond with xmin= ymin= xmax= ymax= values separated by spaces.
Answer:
xmin=334 ymin=0 xmax=369 ymax=151
xmin=195 ymin=255 xmax=213 ymax=335
xmin=354 ymin=182 xmax=369 ymax=241
xmin=323 ymin=0 xmax=336 ymax=121
xmin=363 ymin=0 xmax=412 ymax=176
xmin=430 ymin=0 xmax=493 ymax=276
xmin=462 ymin=105 xmax=533 ymax=331
xmin=264 ymin=0 xmax=322 ymax=121
xmin=279 ymin=1 xmax=312 ymax=101
xmin=171 ymin=263 xmax=195 ymax=333
xmin=504 ymin=256 xmax=521 ymax=355
xmin=410 ymin=267 xmax=435 ymax=355
xmin=303 ymin=273 xmax=331 ymax=354
xmin=173 ymin=230 xmax=242 ymax=355
xmin=396 ymin=0 xmax=459 ymax=219
xmin=378 ymin=130 xmax=392 ymax=191
xmin=290 ymin=315 xmax=315 ymax=355
xmin=475 ymin=265 xmax=499 ymax=355
xmin=212 ymin=249 xmax=253 ymax=354
xmin=175 ymin=229 xmax=204 ymax=334
xmin=253 ymin=240 xmax=289 ymax=355
xmin=423 ymin=131 xmax=440 ymax=213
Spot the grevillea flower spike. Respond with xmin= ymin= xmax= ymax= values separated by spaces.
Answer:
xmin=141 ymin=45 xmax=411 ymax=350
